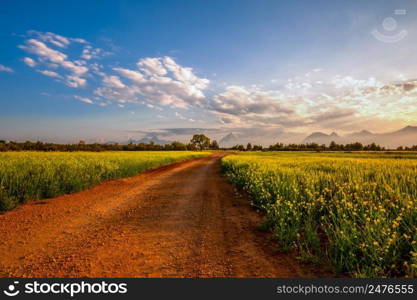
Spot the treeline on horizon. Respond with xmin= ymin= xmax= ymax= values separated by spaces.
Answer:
xmin=2 ymin=138 xmax=417 ymax=152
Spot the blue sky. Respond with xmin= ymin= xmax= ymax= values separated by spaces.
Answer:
xmin=1 ymin=0 xmax=417 ymax=144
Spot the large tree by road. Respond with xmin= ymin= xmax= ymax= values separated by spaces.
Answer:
xmin=190 ymin=134 xmax=210 ymax=151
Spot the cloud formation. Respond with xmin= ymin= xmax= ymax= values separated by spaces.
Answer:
xmin=81 ymin=45 xmax=109 ymax=60
xmin=175 ymin=112 xmax=195 ymax=122
xmin=74 ymin=95 xmax=93 ymax=104
xmin=38 ymin=69 xmax=62 ymax=78
xmin=102 ymin=75 xmax=126 ymax=89
xmin=95 ymin=56 xmax=210 ymax=109
xmin=28 ymin=30 xmax=87 ymax=48
xmin=209 ymin=85 xmax=300 ymax=127
xmin=20 ymin=38 xmax=88 ymax=87
xmin=23 ymin=57 xmax=36 ymax=67
xmin=205 ymin=71 xmax=417 ymax=132
xmin=19 ymin=31 xmax=94 ymax=88
xmin=0 ymin=64 xmax=13 ymax=72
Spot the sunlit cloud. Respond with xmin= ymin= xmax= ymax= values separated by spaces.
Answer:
xmin=27 ymin=30 xmax=87 ymax=48
xmin=0 ymin=64 xmax=13 ymax=72
xmin=175 ymin=112 xmax=195 ymax=122
xmin=74 ymin=95 xmax=93 ymax=104
xmin=23 ymin=57 xmax=36 ymax=67
xmin=96 ymin=56 xmax=210 ymax=109
xmin=37 ymin=69 xmax=62 ymax=78
xmin=19 ymin=37 xmax=88 ymax=87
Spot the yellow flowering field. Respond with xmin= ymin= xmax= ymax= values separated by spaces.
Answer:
xmin=0 ymin=151 xmax=208 ymax=211
xmin=222 ymin=151 xmax=417 ymax=277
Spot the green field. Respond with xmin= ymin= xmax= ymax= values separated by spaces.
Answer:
xmin=0 ymin=151 xmax=208 ymax=211
xmin=222 ymin=151 xmax=417 ymax=277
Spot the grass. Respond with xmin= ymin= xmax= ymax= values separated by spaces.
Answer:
xmin=0 ymin=151 xmax=208 ymax=211
xmin=221 ymin=151 xmax=417 ymax=277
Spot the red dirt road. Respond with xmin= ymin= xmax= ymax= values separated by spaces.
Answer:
xmin=0 ymin=154 xmax=317 ymax=277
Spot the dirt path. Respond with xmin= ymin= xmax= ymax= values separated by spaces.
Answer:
xmin=0 ymin=153 xmax=318 ymax=278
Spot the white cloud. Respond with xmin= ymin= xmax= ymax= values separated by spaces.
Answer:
xmin=23 ymin=57 xmax=36 ymax=67
xmin=66 ymin=76 xmax=86 ymax=88
xmin=209 ymin=85 xmax=300 ymax=127
xmin=19 ymin=31 xmax=102 ymax=90
xmin=163 ymin=57 xmax=208 ymax=88
xmin=74 ymin=95 xmax=93 ymax=104
xmin=175 ymin=112 xmax=195 ymax=122
xmin=205 ymin=72 xmax=417 ymax=131
xmin=20 ymin=39 xmax=67 ymax=63
xmin=113 ymin=67 xmax=145 ymax=84
xmin=103 ymin=75 xmax=126 ymax=89
xmin=138 ymin=57 xmax=167 ymax=76
xmin=81 ymin=45 xmax=105 ymax=60
xmin=28 ymin=31 xmax=87 ymax=48
xmin=19 ymin=33 xmax=208 ymax=108
xmin=0 ymin=64 xmax=13 ymax=72
xmin=97 ymin=56 xmax=209 ymax=109
xmin=19 ymin=38 xmax=89 ymax=87
xmin=331 ymin=75 xmax=383 ymax=90
xmin=38 ymin=69 xmax=62 ymax=78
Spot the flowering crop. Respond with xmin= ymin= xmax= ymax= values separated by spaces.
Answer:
xmin=0 ymin=151 xmax=208 ymax=211
xmin=222 ymin=151 xmax=417 ymax=277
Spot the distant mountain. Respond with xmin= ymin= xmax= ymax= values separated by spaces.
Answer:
xmin=113 ymin=134 xmax=171 ymax=145
xmin=346 ymin=130 xmax=373 ymax=138
xmin=382 ymin=126 xmax=417 ymax=148
xmin=303 ymin=126 xmax=417 ymax=148
xmin=134 ymin=134 xmax=171 ymax=145
xmin=307 ymin=132 xmax=330 ymax=139
xmin=220 ymin=132 xmax=241 ymax=147
xmin=393 ymin=125 xmax=417 ymax=134
xmin=303 ymin=131 xmax=342 ymax=144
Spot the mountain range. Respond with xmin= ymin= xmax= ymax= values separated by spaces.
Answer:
xmin=303 ymin=126 xmax=417 ymax=148
xmin=105 ymin=125 xmax=417 ymax=148
xmin=133 ymin=134 xmax=171 ymax=145
xmin=219 ymin=132 xmax=241 ymax=147
xmin=106 ymin=134 xmax=171 ymax=145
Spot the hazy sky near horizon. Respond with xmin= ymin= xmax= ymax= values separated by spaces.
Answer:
xmin=1 ymin=0 xmax=417 ymax=143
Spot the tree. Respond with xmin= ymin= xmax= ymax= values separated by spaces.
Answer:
xmin=253 ymin=144 xmax=263 ymax=151
xmin=167 ymin=141 xmax=187 ymax=150
xmin=190 ymin=134 xmax=210 ymax=151
xmin=186 ymin=143 xmax=197 ymax=151
xmin=329 ymin=141 xmax=338 ymax=150
xmin=246 ymin=143 xmax=252 ymax=151
xmin=210 ymin=140 xmax=219 ymax=150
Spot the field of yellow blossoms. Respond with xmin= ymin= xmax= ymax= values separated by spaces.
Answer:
xmin=0 ymin=151 xmax=208 ymax=211
xmin=222 ymin=151 xmax=417 ymax=277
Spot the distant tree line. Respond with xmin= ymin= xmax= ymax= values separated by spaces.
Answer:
xmin=0 ymin=136 xmax=220 ymax=152
xmin=231 ymin=141 xmax=417 ymax=152
xmin=1 ymin=137 xmax=417 ymax=152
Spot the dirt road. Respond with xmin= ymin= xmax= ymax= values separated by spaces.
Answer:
xmin=0 ymin=154 xmax=317 ymax=277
